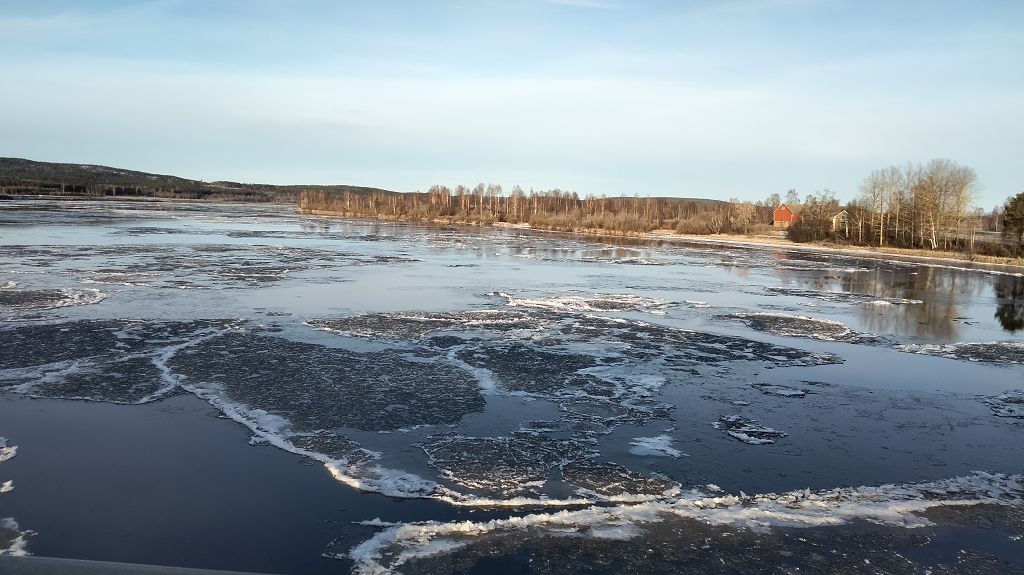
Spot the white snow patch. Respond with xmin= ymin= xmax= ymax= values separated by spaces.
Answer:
xmin=50 ymin=288 xmax=107 ymax=309
xmin=868 ymin=298 xmax=922 ymax=306
xmin=493 ymin=291 xmax=669 ymax=315
xmin=629 ymin=436 xmax=686 ymax=458
xmin=359 ymin=518 xmax=402 ymax=528
xmin=0 ymin=481 xmax=12 ymax=494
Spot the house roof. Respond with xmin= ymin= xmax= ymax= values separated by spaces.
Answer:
xmin=774 ymin=203 xmax=804 ymax=213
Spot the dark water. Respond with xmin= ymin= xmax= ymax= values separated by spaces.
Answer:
xmin=0 ymin=199 xmax=1022 ymax=574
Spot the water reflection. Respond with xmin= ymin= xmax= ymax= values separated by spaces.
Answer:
xmin=771 ymin=252 xmax=1003 ymax=342
xmin=850 ymin=267 xmax=964 ymax=341
xmin=994 ymin=275 xmax=1024 ymax=333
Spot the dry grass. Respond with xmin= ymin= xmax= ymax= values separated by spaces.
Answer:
xmin=665 ymin=232 xmax=1024 ymax=269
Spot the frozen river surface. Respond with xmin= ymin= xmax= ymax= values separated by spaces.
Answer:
xmin=1 ymin=199 xmax=1022 ymax=574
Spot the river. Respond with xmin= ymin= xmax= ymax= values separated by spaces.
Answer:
xmin=1 ymin=198 xmax=1022 ymax=574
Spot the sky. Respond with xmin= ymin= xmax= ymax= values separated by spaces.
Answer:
xmin=0 ymin=1 xmax=1021 ymax=207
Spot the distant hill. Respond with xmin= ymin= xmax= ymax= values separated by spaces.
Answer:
xmin=0 ymin=158 xmax=732 ymax=209
xmin=643 ymin=196 xmax=727 ymax=207
xmin=0 ymin=158 xmax=397 ymax=203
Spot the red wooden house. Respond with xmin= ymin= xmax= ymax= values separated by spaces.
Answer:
xmin=772 ymin=204 xmax=800 ymax=228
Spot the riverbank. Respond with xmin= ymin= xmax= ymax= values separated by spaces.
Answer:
xmin=656 ymin=231 xmax=1024 ymax=273
xmin=301 ymin=209 xmax=1024 ymax=273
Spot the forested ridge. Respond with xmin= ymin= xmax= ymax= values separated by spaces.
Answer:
xmin=0 ymin=158 xmax=393 ymax=203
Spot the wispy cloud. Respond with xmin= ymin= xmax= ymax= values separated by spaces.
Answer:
xmin=0 ymin=1 xmax=1020 ymax=203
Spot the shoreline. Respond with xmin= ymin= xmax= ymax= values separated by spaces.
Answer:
xmin=653 ymin=231 xmax=1024 ymax=274
xmin=0 ymin=193 xmax=293 ymax=206
xmin=6 ymin=197 xmax=1021 ymax=273
xmin=300 ymin=209 xmax=1024 ymax=274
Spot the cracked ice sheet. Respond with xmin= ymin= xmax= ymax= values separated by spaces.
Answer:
xmin=0 ymin=319 xmax=461 ymax=501
xmin=0 ymin=243 xmax=418 ymax=291
xmin=713 ymin=415 xmax=788 ymax=445
xmin=0 ymin=287 xmax=106 ymax=312
xmin=344 ymin=472 xmax=1024 ymax=575
xmin=420 ymin=434 xmax=678 ymax=501
xmin=163 ymin=329 xmax=676 ymax=505
xmin=307 ymin=310 xmax=840 ymax=451
xmin=899 ymin=341 xmax=1024 ymax=365
xmin=723 ymin=312 xmax=879 ymax=344
xmin=297 ymin=307 xmax=844 ymax=504
xmin=0 ymin=319 xmax=235 ymax=404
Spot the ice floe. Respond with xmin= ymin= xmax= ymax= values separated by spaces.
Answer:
xmin=346 ymin=472 xmax=1024 ymax=575
xmin=613 ymin=257 xmax=673 ymax=266
xmin=898 ymin=341 xmax=1024 ymax=365
xmin=170 ymin=333 xmax=486 ymax=433
xmin=0 ymin=307 xmax=926 ymax=518
xmin=867 ymin=298 xmax=923 ymax=306
xmin=766 ymin=287 xmax=922 ymax=306
xmin=295 ymin=307 xmax=841 ymax=501
xmin=0 ymin=287 xmax=106 ymax=311
xmin=0 ymin=320 xmax=235 ymax=404
xmin=628 ymin=435 xmax=685 ymax=458
xmin=714 ymin=415 xmax=788 ymax=445
xmin=725 ymin=312 xmax=875 ymax=343
xmin=307 ymin=310 xmax=537 ymax=340
xmin=0 ymin=438 xmax=15 ymax=463
xmin=491 ymin=291 xmax=669 ymax=315
xmin=421 ymin=434 xmax=679 ymax=501
xmin=750 ymin=383 xmax=808 ymax=398
xmin=0 ymin=517 xmax=32 ymax=557
xmin=980 ymin=390 xmax=1024 ymax=418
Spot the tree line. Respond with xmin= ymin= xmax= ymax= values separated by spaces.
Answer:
xmin=299 ymin=184 xmax=783 ymax=235
xmin=0 ymin=179 xmax=292 ymax=202
xmin=785 ymin=158 xmax=1022 ymax=257
xmin=850 ymin=159 xmax=978 ymax=250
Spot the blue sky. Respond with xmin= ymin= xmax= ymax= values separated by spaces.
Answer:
xmin=1 ymin=1 xmax=1021 ymax=206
